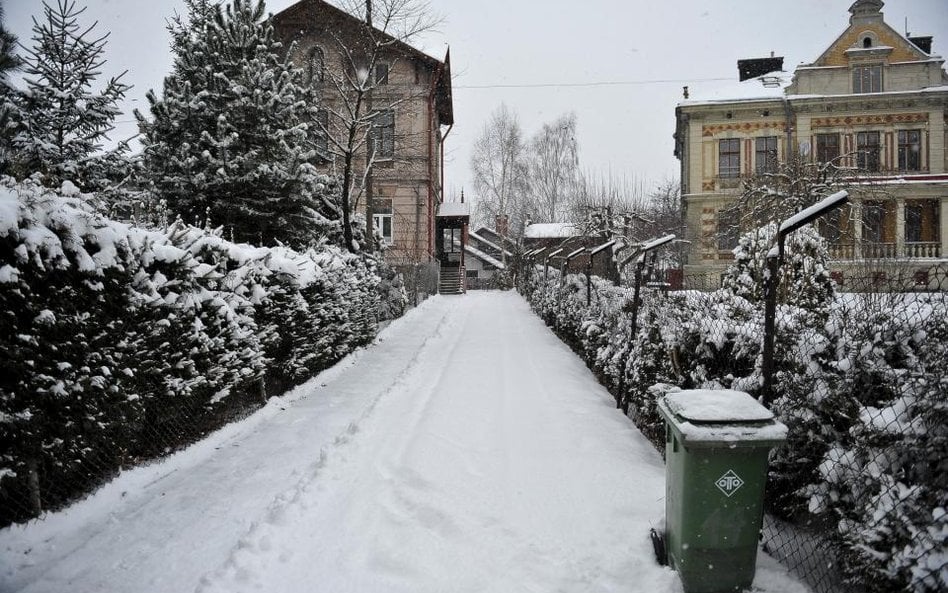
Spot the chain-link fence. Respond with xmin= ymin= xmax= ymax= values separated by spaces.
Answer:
xmin=0 ymin=382 xmax=267 ymax=527
xmin=517 ymin=257 xmax=947 ymax=593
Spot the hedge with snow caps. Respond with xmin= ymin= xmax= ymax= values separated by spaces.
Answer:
xmin=0 ymin=177 xmax=381 ymax=526
xmin=518 ymin=266 xmax=947 ymax=593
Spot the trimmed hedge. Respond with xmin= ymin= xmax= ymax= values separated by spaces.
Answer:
xmin=0 ymin=178 xmax=389 ymax=525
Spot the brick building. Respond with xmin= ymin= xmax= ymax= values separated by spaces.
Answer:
xmin=272 ymin=0 xmax=453 ymax=266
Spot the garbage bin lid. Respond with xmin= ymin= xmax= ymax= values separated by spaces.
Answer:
xmin=664 ymin=389 xmax=774 ymax=423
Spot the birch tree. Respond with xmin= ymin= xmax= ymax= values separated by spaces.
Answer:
xmin=470 ymin=103 xmax=530 ymax=238
xmin=526 ymin=112 xmax=581 ymax=223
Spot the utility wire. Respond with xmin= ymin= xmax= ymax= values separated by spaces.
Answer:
xmin=454 ymin=77 xmax=733 ymax=89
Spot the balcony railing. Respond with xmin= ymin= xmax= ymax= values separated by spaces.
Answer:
xmin=903 ymin=242 xmax=941 ymax=258
xmin=827 ymin=242 xmax=942 ymax=260
xmin=827 ymin=243 xmax=857 ymax=259
xmin=860 ymin=242 xmax=898 ymax=259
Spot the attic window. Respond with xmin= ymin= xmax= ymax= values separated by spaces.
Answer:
xmin=863 ymin=37 xmax=872 ymax=48
xmin=853 ymin=64 xmax=882 ymax=93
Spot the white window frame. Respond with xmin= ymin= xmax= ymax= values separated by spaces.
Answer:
xmin=852 ymin=64 xmax=882 ymax=93
xmin=373 ymin=212 xmax=393 ymax=244
xmin=718 ymin=138 xmax=741 ymax=178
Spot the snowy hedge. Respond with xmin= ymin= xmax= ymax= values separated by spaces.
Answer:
xmin=518 ymin=263 xmax=947 ymax=593
xmin=0 ymin=178 xmax=393 ymax=526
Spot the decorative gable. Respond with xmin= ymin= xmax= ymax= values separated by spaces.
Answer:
xmin=814 ymin=24 xmax=929 ymax=67
xmin=809 ymin=1 xmax=931 ymax=68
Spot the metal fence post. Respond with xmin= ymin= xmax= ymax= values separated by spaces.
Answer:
xmin=761 ymin=190 xmax=848 ymax=407
xmin=630 ymin=258 xmax=645 ymax=339
xmin=760 ymin=243 xmax=782 ymax=407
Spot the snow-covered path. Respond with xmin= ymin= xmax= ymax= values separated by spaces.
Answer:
xmin=1 ymin=291 xmax=808 ymax=593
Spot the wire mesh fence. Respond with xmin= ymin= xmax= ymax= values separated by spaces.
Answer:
xmin=0 ymin=383 xmax=266 ymax=527
xmin=517 ymin=258 xmax=947 ymax=593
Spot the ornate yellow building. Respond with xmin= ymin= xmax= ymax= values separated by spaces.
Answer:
xmin=675 ymin=0 xmax=948 ymax=290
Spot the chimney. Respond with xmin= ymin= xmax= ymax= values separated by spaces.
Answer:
xmin=737 ymin=56 xmax=784 ymax=81
xmin=683 ymin=85 xmax=689 ymax=99
xmin=495 ymin=215 xmax=509 ymax=237
xmin=909 ymin=36 xmax=933 ymax=54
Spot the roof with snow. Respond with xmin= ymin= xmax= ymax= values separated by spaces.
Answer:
xmin=679 ymin=71 xmax=792 ymax=106
xmin=469 ymin=229 xmax=513 ymax=259
xmin=523 ymin=223 xmax=582 ymax=239
xmin=437 ymin=202 xmax=470 ymax=217
xmin=454 ymin=239 xmax=505 ymax=270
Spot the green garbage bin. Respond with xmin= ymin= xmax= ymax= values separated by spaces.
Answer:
xmin=657 ymin=389 xmax=787 ymax=593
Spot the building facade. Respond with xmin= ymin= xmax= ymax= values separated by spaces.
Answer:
xmin=675 ymin=0 xmax=948 ymax=290
xmin=272 ymin=0 xmax=453 ymax=266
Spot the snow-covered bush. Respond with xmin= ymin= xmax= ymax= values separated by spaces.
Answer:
xmin=0 ymin=177 xmax=388 ymax=525
xmin=804 ymin=297 xmax=948 ymax=593
xmin=622 ymin=290 xmax=765 ymax=447
xmin=721 ymin=223 xmax=835 ymax=317
xmin=580 ymin=279 xmax=634 ymax=394
xmin=517 ymin=258 xmax=947 ymax=593
xmin=376 ymin=260 xmax=408 ymax=322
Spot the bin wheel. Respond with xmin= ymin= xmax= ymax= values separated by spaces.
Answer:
xmin=650 ymin=528 xmax=668 ymax=566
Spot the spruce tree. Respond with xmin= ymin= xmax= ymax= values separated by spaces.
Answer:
xmin=10 ymin=1 xmax=130 ymax=190
xmin=0 ymin=5 xmax=21 ymax=83
xmin=0 ymin=5 xmax=23 ymax=176
xmin=137 ymin=0 xmax=335 ymax=249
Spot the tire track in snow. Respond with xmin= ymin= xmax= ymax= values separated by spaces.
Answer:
xmin=194 ymin=297 xmax=473 ymax=593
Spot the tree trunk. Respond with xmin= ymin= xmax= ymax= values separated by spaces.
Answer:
xmin=27 ymin=457 xmax=41 ymax=516
xmin=365 ymin=161 xmax=375 ymax=252
xmin=341 ymin=152 xmax=355 ymax=252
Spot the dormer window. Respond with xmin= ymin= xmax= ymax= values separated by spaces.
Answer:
xmin=863 ymin=36 xmax=872 ymax=48
xmin=853 ymin=64 xmax=882 ymax=93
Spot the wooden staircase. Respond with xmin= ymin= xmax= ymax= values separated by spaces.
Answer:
xmin=438 ymin=264 xmax=465 ymax=295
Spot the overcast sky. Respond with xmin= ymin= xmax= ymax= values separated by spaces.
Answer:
xmin=5 ymin=0 xmax=947 ymax=200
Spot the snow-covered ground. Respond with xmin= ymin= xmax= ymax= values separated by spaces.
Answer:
xmin=1 ymin=291 xmax=810 ymax=593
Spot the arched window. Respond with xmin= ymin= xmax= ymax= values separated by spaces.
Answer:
xmin=856 ymin=30 xmax=879 ymax=49
xmin=310 ymin=46 xmax=325 ymax=83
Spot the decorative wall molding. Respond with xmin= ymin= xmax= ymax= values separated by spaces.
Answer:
xmin=810 ymin=112 xmax=928 ymax=128
xmin=702 ymin=121 xmax=787 ymax=137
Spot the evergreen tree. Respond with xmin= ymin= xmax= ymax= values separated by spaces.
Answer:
xmin=9 ymin=1 xmax=130 ymax=190
xmin=137 ymin=0 xmax=336 ymax=249
xmin=721 ymin=222 xmax=835 ymax=314
xmin=1 ymin=4 xmax=23 ymax=176
xmin=0 ymin=5 xmax=20 ymax=78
